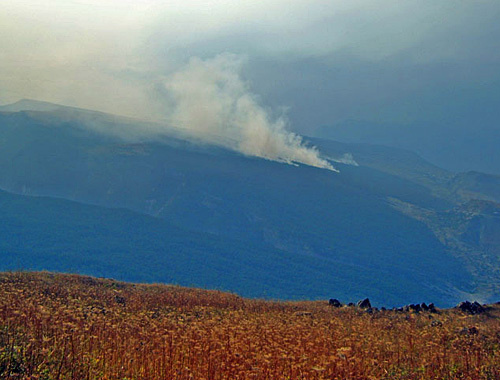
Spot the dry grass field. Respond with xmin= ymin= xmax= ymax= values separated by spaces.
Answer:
xmin=1 ymin=271 xmax=499 ymax=380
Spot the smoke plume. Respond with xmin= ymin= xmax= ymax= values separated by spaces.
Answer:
xmin=163 ymin=54 xmax=335 ymax=171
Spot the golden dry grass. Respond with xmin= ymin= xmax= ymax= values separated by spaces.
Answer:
xmin=1 ymin=271 xmax=500 ymax=380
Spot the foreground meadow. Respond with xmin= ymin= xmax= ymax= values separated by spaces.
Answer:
xmin=1 ymin=272 xmax=499 ymax=380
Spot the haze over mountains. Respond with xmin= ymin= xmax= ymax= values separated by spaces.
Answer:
xmin=315 ymin=116 xmax=500 ymax=176
xmin=1 ymin=100 xmax=499 ymax=306
xmin=3 ymin=1 xmax=499 ymax=177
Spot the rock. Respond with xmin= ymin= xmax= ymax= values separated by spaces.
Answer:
xmin=347 ymin=302 xmax=355 ymax=307
xmin=329 ymin=298 xmax=342 ymax=307
xmin=428 ymin=303 xmax=437 ymax=313
xmin=380 ymin=307 xmax=386 ymax=311
xmin=409 ymin=304 xmax=421 ymax=312
xmin=420 ymin=303 xmax=429 ymax=311
xmin=357 ymin=298 xmax=371 ymax=309
xmin=457 ymin=301 xmax=485 ymax=315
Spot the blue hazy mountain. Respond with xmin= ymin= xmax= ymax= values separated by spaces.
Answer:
xmin=316 ymin=118 xmax=500 ymax=176
xmin=1 ymin=187 xmax=385 ymax=301
xmin=310 ymin=138 xmax=500 ymax=205
xmin=1 ymin=100 xmax=499 ymax=306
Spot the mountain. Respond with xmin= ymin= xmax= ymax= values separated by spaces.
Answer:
xmin=448 ymin=171 xmax=500 ymax=204
xmin=310 ymin=138 xmax=500 ymax=204
xmin=0 ymin=99 xmax=64 ymax=112
xmin=2 ymin=187 xmax=386 ymax=300
xmin=0 ymin=100 xmax=499 ymax=305
xmin=0 ymin=175 xmax=466 ymax=306
xmin=316 ymin=119 xmax=500 ymax=176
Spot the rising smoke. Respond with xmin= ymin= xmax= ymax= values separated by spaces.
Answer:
xmin=163 ymin=54 xmax=336 ymax=171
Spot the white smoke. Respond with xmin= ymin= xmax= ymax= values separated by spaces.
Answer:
xmin=163 ymin=54 xmax=336 ymax=171
xmin=329 ymin=153 xmax=359 ymax=166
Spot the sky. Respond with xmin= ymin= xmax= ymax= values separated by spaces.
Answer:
xmin=1 ymin=0 xmax=500 ymax=172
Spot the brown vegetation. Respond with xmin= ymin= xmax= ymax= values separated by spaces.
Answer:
xmin=1 ymin=271 xmax=500 ymax=379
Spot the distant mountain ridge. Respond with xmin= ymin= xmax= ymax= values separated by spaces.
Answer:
xmin=317 ymin=119 xmax=500 ymax=176
xmin=310 ymin=138 xmax=500 ymax=205
xmin=0 ymin=100 xmax=499 ymax=306
xmin=0 ymin=99 xmax=64 ymax=112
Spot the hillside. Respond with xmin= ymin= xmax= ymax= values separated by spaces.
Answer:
xmin=0 ymin=101 xmax=499 ymax=304
xmin=311 ymin=138 xmax=500 ymax=204
xmin=1 ymin=272 xmax=500 ymax=380
xmin=0 ymin=105 xmax=479 ymax=306
xmin=0 ymin=186 xmax=465 ymax=306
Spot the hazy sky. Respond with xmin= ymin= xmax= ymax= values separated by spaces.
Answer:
xmin=2 ymin=0 xmax=500 ymax=169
